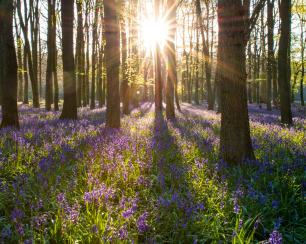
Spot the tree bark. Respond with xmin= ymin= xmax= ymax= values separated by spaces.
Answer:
xmin=45 ymin=0 xmax=54 ymax=111
xmin=121 ymin=19 xmax=130 ymax=114
xmin=60 ymin=0 xmax=77 ymax=120
xmin=0 ymin=0 xmax=20 ymax=129
xmin=166 ymin=0 xmax=176 ymax=119
xmin=104 ymin=0 xmax=120 ymax=128
xmin=267 ymin=0 xmax=274 ymax=111
xmin=278 ymin=0 xmax=292 ymax=124
xmin=54 ymin=47 xmax=59 ymax=111
xmin=300 ymin=18 xmax=305 ymax=106
xmin=14 ymin=16 xmax=23 ymax=102
xmin=219 ymin=0 xmax=264 ymax=162
xmin=197 ymin=0 xmax=213 ymax=110
xmin=84 ymin=1 xmax=90 ymax=107
xmin=39 ymin=21 xmax=42 ymax=101
xmin=90 ymin=0 xmax=98 ymax=110
xmin=155 ymin=0 xmax=162 ymax=111
xmin=76 ymin=0 xmax=83 ymax=108
xmin=16 ymin=0 xmax=39 ymax=108
xmin=247 ymin=41 xmax=252 ymax=103
xmin=23 ymin=45 xmax=29 ymax=104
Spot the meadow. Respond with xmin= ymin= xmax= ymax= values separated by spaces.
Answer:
xmin=0 ymin=102 xmax=305 ymax=244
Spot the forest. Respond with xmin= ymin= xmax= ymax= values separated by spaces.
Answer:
xmin=0 ymin=0 xmax=306 ymax=243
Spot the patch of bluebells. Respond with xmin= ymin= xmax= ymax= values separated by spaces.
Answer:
xmin=0 ymin=102 xmax=305 ymax=243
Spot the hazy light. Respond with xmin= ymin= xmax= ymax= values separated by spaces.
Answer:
xmin=141 ymin=19 xmax=166 ymax=48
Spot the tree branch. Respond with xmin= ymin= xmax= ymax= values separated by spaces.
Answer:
xmin=245 ymin=0 xmax=267 ymax=43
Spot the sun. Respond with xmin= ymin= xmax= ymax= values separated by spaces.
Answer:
xmin=141 ymin=18 xmax=166 ymax=48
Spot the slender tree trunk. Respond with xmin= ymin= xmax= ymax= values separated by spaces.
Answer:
xmin=216 ymin=31 xmax=222 ymax=113
xmin=166 ymin=0 xmax=176 ymax=119
xmin=248 ymin=42 xmax=252 ymax=103
xmin=30 ymin=0 xmax=39 ymax=104
xmin=17 ymin=0 xmax=39 ymax=108
xmin=260 ymin=9 xmax=266 ymax=104
xmin=253 ymin=43 xmax=257 ymax=104
xmin=85 ymin=1 xmax=90 ymax=106
xmin=197 ymin=0 xmax=213 ymax=109
xmin=155 ymin=0 xmax=162 ymax=111
xmin=81 ymin=31 xmax=86 ymax=107
xmin=0 ymin=0 xmax=20 ymax=129
xmin=182 ymin=17 xmax=186 ymax=103
xmin=90 ymin=1 xmax=98 ymax=110
xmin=45 ymin=0 xmax=54 ymax=111
xmin=39 ymin=22 xmax=42 ymax=101
xmin=54 ymin=48 xmax=59 ymax=111
xmin=104 ymin=0 xmax=120 ymax=128
xmin=60 ymin=0 xmax=77 ymax=120
xmin=76 ymin=0 xmax=83 ymax=108
xmin=98 ymin=45 xmax=103 ymax=108
xmin=23 ymin=46 xmax=29 ymax=104
xmin=278 ymin=0 xmax=292 ymax=124
xmin=267 ymin=0 xmax=274 ymax=110
xmin=15 ymin=18 xmax=23 ymax=102
xmin=122 ymin=19 xmax=130 ymax=114
xmin=300 ymin=21 xmax=305 ymax=106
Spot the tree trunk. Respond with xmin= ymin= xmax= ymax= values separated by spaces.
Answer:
xmin=98 ymin=45 xmax=103 ymax=108
xmin=122 ymin=20 xmax=130 ymax=114
xmin=54 ymin=48 xmax=59 ymax=111
xmin=39 ymin=22 xmax=42 ymax=101
xmin=76 ymin=0 xmax=83 ymax=108
xmin=278 ymin=0 xmax=292 ymax=125
xmin=300 ymin=20 xmax=305 ymax=106
xmin=166 ymin=0 xmax=176 ymax=119
xmin=219 ymin=0 xmax=261 ymax=162
xmin=155 ymin=0 xmax=162 ymax=111
xmin=104 ymin=0 xmax=120 ymax=128
xmin=60 ymin=0 xmax=77 ymax=120
xmin=216 ymin=1 xmax=222 ymax=113
xmin=90 ymin=1 xmax=98 ymax=110
xmin=15 ymin=18 xmax=23 ymax=102
xmin=81 ymin=30 xmax=86 ymax=107
xmin=45 ymin=0 xmax=54 ymax=111
xmin=267 ymin=0 xmax=274 ymax=111
xmin=248 ymin=41 xmax=252 ymax=103
xmin=23 ymin=45 xmax=29 ymax=104
xmin=16 ymin=0 xmax=39 ymax=108
xmin=260 ymin=9 xmax=266 ymax=104
xmin=0 ymin=0 xmax=20 ymax=129
xmin=197 ymin=0 xmax=213 ymax=110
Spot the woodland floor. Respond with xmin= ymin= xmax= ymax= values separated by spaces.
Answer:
xmin=0 ymin=101 xmax=305 ymax=243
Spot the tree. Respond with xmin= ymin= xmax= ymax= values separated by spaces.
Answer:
xmin=60 ymin=0 xmax=77 ymax=120
xmin=0 ymin=0 xmax=20 ymax=129
xmin=45 ymin=0 xmax=55 ymax=111
xmin=104 ymin=0 xmax=120 ymax=128
xmin=197 ymin=0 xmax=213 ymax=110
xmin=155 ymin=0 xmax=162 ymax=111
xmin=278 ymin=0 xmax=293 ymax=124
xmin=267 ymin=0 xmax=275 ymax=111
xmin=76 ymin=0 xmax=84 ymax=108
xmin=219 ymin=0 xmax=265 ymax=162
xmin=121 ymin=18 xmax=130 ymax=114
xmin=166 ymin=0 xmax=176 ymax=120
xmin=16 ymin=0 xmax=40 ymax=108
xmin=90 ymin=0 xmax=98 ymax=110
xmin=14 ymin=14 xmax=23 ymax=102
